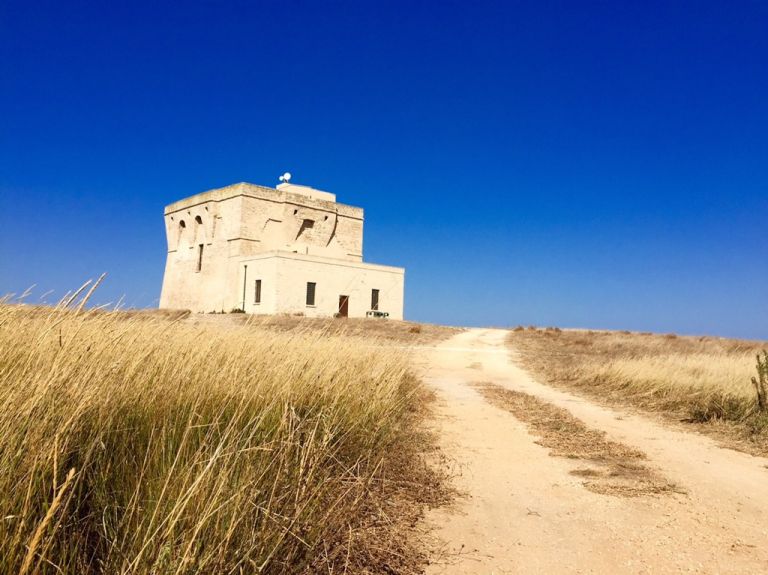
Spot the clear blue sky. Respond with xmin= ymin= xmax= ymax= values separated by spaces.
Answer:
xmin=1 ymin=1 xmax=766 ymax=338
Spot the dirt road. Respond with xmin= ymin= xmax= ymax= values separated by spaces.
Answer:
xmin=419 ymin=329 xmax=768 ymax=574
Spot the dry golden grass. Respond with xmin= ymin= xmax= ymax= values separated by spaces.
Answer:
xmin=591 ymin=353 xmax=756 ymax=412
xmin=508 ymin=328 xmax=768 ymax=453
xmin=0 ymin=301 xmax=447 ymax=574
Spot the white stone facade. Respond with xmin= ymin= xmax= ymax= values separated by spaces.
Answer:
xmin=159 ymin=181 xmax=405 ymax=319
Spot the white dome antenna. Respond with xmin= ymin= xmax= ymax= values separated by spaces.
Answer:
xmin=279 ymin=172 xmax=292 ymax=183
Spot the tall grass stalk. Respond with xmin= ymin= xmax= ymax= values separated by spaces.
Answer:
xmin=0 ymin=303 xmax=424 ymax=574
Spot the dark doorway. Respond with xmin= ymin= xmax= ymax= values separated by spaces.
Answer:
xmin=338 ymin=295 xmax=349 ymax=317
xmin=306 ymin=282 xmax=316 ymax=306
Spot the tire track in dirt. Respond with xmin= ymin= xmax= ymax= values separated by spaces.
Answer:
xmin=474 ymin=382 xmax=680 ymax=497
xmin=419 ymin=329 xmax=768 ymax=574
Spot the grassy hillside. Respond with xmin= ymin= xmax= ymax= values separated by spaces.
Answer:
xmin=508 ymin=327 xmax=768 ymax=454
xmin=0 ymin=304 xmax=445 ymax=574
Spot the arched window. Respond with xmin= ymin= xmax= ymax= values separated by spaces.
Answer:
xmin=177 ymin=220 xmax=187 ymax=248
xmin=195 ymin=215 xmax=202 ymax=225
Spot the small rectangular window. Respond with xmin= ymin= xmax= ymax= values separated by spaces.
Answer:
xmin=254 ymin=279 xmax=262 ymax=304
xmin=196 ymin=244 xmax=204 ymax=272
xmin=306 ymin=282 xmax=316 ymax=306
xmin=371 ymin=288 xmax=380 ymax=311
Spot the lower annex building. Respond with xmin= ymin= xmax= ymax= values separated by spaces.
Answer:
xmin=159 ymin=178 xmax=405 ymax=319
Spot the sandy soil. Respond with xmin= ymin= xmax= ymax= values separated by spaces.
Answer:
xmin=419 ymin=329 xmax=768 ymax=574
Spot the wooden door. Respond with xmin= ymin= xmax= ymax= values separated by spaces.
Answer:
xmin=338 ymin=295 xmax=349 ymax=317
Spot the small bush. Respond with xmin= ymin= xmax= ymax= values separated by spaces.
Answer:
xmin=688 ymin=393 xmax=751 ymax=423
xmin=752 ymin=350 xmax=768 ymax=412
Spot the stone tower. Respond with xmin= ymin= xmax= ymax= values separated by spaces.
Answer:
xmin=159 ymin=181 xmax=404 ymax=318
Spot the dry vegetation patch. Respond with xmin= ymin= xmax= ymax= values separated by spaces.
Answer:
xmin=474 ymin=383 xmax=678 ymax=497
xmin=0 ymin=303 xmax=448 ymax=574
xmin=507 ymin=328 xmax=768 ymax=454
xmin=185 ymin=312 xmax=462 ymax=345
